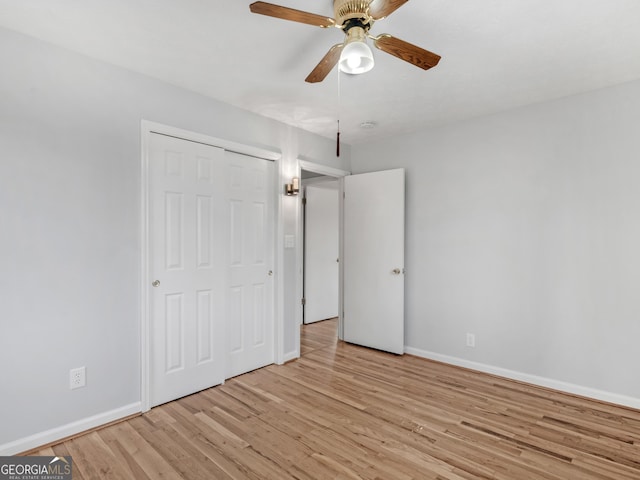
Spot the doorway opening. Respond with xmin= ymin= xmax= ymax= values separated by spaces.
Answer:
xmin=302 ymin=172 xmax=340 ymax=325
xmin=295 ymin=160 xmax=349 ymax=355
xmin=294 ymin=162 xmax=405 ymax=360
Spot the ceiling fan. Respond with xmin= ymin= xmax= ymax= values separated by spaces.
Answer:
xmin=249 ymin=0 xmax=441 ymax=83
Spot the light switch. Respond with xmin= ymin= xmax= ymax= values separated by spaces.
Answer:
xmin=284 ymin=235 xmax=295 ymax=249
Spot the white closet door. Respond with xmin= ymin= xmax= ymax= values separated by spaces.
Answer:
xmin=149 ymin=133 xmax=226 ymax=407
xmin=226 ymin=151 xmax=275 ymax=378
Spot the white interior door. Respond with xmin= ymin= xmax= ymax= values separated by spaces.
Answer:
xmin=149 ymin=133 xmax=227 ymax=407
xmin=304 ymin=183 xmax=339 ymax=323
xmin=343 ymin=168 xmax=405 ymax=354
xmin=226 ymin=151 xmax=275 ymax=378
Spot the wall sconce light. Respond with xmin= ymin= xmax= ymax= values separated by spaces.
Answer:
xmin=285 ymin=177 xmax=300 ymax=196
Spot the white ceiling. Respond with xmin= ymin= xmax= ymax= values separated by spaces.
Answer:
xmin=2 ymin=1 xmax=640 ymax=145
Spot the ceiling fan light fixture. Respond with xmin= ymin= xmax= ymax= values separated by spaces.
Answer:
xmin=339 ymin=41 xmax=374 ymax=74
xmin=339 ymin=26 xmax=374 ymax=74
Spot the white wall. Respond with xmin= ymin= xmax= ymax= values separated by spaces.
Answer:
xmin=0 ymin=26 xmax=350 ymax=452
xmin=351 ymin=79 xmax=640 ymax=406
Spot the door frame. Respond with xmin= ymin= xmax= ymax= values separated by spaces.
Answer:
xmin=296 ymin=160 xmax=350 ymax=348
xmin=140 ymin=120 xmax=281 ymax=412
xmin=302 ymin=177 xmax=340 ymax=325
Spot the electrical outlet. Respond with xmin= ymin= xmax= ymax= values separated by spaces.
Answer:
xmin=466 ymin=333 xmax=476 ymax=348
xmin=70 ymin=367 xmax=86 ymax=390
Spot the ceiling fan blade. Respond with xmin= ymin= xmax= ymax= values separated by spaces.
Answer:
xmin=249 ymin=2 xmax=334 ymax=28
xmin=374 ymin=34 xmax=441 ymax=70
xmin=368 ymin=0 xmax=409 ymax=20
xmin=305 ymin=44 xmax=344 ymax=83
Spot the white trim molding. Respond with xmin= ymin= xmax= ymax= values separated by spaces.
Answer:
xmin=405 ymin=347 xmax=640 ymax=410
xmin=281 ymin=349 xmax=300 ymax=364
xmin=0 ymin=403 xmax=141 ymax=456
xmin=142 ymin=120 xmax=281 ymax=161
xmin=274 ymin=155 xmax=286 ymax=365
xmin=299 ymin=160 xmax=350 ymax=178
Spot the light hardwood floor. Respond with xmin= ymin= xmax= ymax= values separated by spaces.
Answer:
xmin=300 ymin=317 xmax=339 ymax=356
xmin=34 ymin=318 xmax=640 ymax=479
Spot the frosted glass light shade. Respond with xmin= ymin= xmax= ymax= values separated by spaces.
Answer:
xmin=339 ymin=41 xmax=375 ymax=74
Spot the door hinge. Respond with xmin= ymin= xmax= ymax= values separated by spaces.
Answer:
xmin=301 ymin=298 xmax=306 ymax=306
xmin=302 ymin=197 xmax=307 ymax=205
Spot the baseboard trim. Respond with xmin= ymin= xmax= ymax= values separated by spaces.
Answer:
xmin=0 ymin=402 xmax=142 ymax=456
xmin=281 ymin=349 xmax=299 ymax=364
xmin=404 ymin=347 xmax=640 ymax=411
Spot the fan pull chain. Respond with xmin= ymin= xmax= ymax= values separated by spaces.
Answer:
xmin=336 ymin=67 xmax=341 ymax=157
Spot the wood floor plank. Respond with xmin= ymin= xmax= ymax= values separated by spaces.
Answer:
xmin=51 ymin=443 xmax=86 ymax=480
xmin=27 ymin=319 xmax=640 ymax=479
xmin=64 ymin=431 xmax=130 ymax=480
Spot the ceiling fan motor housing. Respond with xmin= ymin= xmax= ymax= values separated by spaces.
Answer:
xmin=334 ymin=0 xmax=374 ymax=28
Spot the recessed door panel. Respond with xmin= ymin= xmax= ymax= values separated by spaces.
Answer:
xmin=196 ymin=195 xmax=213 ymax=269
xmin=229 ymin=286 xmax=243 ymax=353
xmin=165 ymin=151 xmax=183 ymax=178
xmin=252 ymin=202 xmax=266 ymax=264
xmin=196 ymin=289 xmax=213 ymax=364
xmin=252 ymin=283 xmax=266 ymax=346
xmin=196 ymin=155 xmax=212 ymax=183
xmin=230 ymin=200 xmax=243 ymax=266
xmin=164 ymin=192 xmax=184 ymax=271
xmin=164 ymin=293 xmax=184 ymax=373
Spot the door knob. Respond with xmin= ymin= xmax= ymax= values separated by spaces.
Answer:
xmin=152 ymin=280 xmax=160 ymax=287
xmin=268 ymin=270 xmax=273 ymax=276
xmin=392 ymin=268 xmax=401 ymax=275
